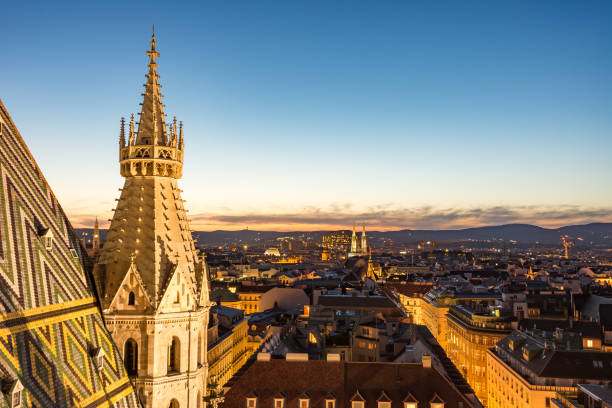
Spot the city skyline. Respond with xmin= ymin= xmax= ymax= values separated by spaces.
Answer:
xmin=2 ymin=1 xmax=612 ymax=231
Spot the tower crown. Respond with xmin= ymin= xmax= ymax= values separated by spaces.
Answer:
xmin=119 ymin=32 xmax=184 ymax=178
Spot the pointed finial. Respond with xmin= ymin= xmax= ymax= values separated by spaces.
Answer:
xmin=171 ymin=116 xmax=177 ymax=146
xmin=119 ymin=117 xmax=126 ymax=147
xmin=178 ymin=121 xmax=184 ymax=150
xmin=129 ymin=114 xmax=135 ymax=146
xmin=147 ymin=27 xmax=160 ymax=65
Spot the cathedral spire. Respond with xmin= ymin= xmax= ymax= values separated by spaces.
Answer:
xmin=136 ymin=30 xmax=166 ymax=146
xmin=92 ymin=217 xmax=100 ymax=250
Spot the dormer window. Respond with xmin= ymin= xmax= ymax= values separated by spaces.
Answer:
xmin=298 ymin=392 xmax=311 ymax=408
xmin=91 ymin=347 xmax=105 ymax=371
xmin=12 ymin=389 xmax=21 ymax=408
xmin=403 ymin=392 xmax=418 ymax=408
xmin=273 ymin=392 xmax=286 ymax=408
xmin=377 ymin=391 xmax=391 ymax=408
xmin=39 ymin=229 xmax=53 ymax=251
xmin=246 ymin=398 xmax=257 ymax=408
xmin=3 ymin=379 xmax=23 ymax=408
xmin=430 ymin=393 xmax=445 ymax=408
xmin=325 ymin=392 xmax=337 ymax=408
xmin=351 ymin=391 xmax=366 ymax=408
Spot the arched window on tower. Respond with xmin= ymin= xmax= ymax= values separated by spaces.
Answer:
xmin=168 ymin=337 xmax=180 ymax=373
xmin=124 ymin=339 xmax=138 ymax=376
xmin=128 ymin=291 xmax=136 ymax=306
xmin=169 ymin=399 xmax=179 ymax=408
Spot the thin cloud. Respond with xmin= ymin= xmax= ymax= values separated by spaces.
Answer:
xmin=68 ymin=205 xmax=612 ymax=231
xmin=185 ymin=205 xmax=612 ymax=231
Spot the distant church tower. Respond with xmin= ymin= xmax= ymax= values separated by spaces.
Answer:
xmin=92 ymin=216 xmax=100 ymax=250
xmin=350 ymin=223 xmax=358 ymax=254
xmin=94 ymin=33 xmax=210 ymax=408
xmin=361 ymin=224 xmax=367 ymax=254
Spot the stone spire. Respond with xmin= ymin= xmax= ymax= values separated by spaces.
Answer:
xmin=350 ymin=222 xmax=358 ymax=254
xmin=96 ymin=33 xmax=200 ymax=308
xmin=92 ymin=216 xmax=100 ymax=250
xmin=117 ymin=34 xmax=183 ymax=179
xmin=136 ymin=30 xmax=167 ymax=146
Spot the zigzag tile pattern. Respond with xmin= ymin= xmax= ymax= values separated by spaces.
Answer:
xmin=0 ymin=99 xmax=139 ymax=408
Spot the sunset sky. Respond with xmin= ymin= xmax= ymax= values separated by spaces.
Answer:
xmin=2 ymin=1 xmax=612 ymax=231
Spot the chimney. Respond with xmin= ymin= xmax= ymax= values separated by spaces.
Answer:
xmin=257 ymin=353 xmax=271 ymax=361
xmin=422 ymin=355 xmax=432 ymax=368
xmin=286 ymin=353 xmax=308 ymax=361
xmin=326 ymin=353 xmax=341 ymax=362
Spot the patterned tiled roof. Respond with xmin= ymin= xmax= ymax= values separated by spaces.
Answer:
xmin=0 ymin=99 xmax=139 ymax=407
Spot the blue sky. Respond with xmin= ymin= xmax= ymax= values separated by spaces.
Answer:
xmin=2 ymin=0 xmax=611 ymax=230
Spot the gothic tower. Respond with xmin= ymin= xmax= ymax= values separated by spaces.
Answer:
xmin=350 ymin=223 xmax=358 ymax=255
xmin=92 ymin=216 xmax=100 ymax=251
xmin=361 ymin=224 xmax=367 ymax=255
xmin=94 ymin=33 xmax=210 ymax=408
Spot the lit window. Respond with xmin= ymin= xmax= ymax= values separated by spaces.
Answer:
xmin=378 ymin=402 xmax=391 ymax=408
xmin=325 ymin=400 xmax=336 ymax=408
xmin=299 ymin=399 xmax=310 ymax=408
xmin=246 ymin=398 xmax=257 ymax=408
xmin=274 ymin=399 xmax=285 ymax=408
xmin=352 ymin=402 xmax=364 ymax=408
xmin=404 ymin=404 xmax=417 ymax=408
xmin=586 ymin=339 xmax=593 ymax=348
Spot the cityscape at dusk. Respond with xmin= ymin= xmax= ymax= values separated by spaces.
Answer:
xmin=1 ymin=2 xmax=612 ymax=408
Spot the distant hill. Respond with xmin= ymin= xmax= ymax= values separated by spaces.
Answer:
xmin=379 ymin=223 xmax=612 ymax=246
xmin=75 ymin=222 xmax=612 ymax=247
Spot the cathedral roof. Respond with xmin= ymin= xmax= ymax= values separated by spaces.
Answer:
xmin=0 ymin=99 xmax=139 ymax=407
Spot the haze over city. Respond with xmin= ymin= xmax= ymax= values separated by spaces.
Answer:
xmin=2 ymin=0 xmax=611 ymax=231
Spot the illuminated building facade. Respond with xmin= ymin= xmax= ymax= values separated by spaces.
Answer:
xmin=321 ymin=230 xmax=351 ymax=250
xmin=421 ymin=290 xmax=452 ymax=350
xmin=386 ymin=283 xmax=434 ymax=324
xmin=446 ymin=306 xmax=513 ymax=406
xmin=207 ymin=306 xmax=249 ymax=389
xmin=487 ymin=330 xmax=612 ymax=408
